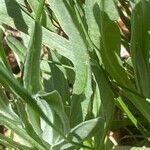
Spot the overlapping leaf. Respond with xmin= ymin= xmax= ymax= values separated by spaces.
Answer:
xmin=98 ymin=1 xmax=150 ymax=123
xmin=0 ymin=0 xmax=89 ymax=95
xmin=131 ymin=0 xmax=150 ymax=98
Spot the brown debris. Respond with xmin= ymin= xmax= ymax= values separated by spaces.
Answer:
xmin=117 ymin=17 xmax=130 ymax=37
xmin=3 ymin=25 xmax=21 ymax=74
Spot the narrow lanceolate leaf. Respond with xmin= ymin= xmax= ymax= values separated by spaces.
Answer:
xmin=80 ymin=64 xmax=93 ymax=120
xmin=85 ymin=0 xmax=100 ymax=49
xmin=23 ymin=1 xmax=45 ymax=142
xmin=92 ymin=65 xmax=115 ymax=150
xmin=99 ymin=3 xmax=150 ymax=122
xmin=131 ymin=0 xmax=150 ymax=98
xmin=99 ymin=11 xmax=131 ymax=88
xmin=23 ymin=21 xmax=42 ymax=94
xmin=48 ymin=0 xmax=89 ymax=94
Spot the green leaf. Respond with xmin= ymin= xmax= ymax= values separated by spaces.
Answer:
xmin=0 ymin=63 xmax=66 ymax=140
xmin=39 ymin=91 xmax=70 ymax=135
xmin=52 ymin=117 xmax=103 ymax=150
xmin=85 ymin=0 xmax=100 ymax=49
xmin=69 ymin=94 xmax=84 ymax=128
xmin=70 ymin=65 xmax=93 ymax=127
xmin=131 ymin=0 xmax=150 ymax=98
xmin=26 ymin=104 xmax=43 ymax=140
xmin=35 ymin=0 xmax=45 ymax=22
xmin=26 ymin=0 xmax=54 ymax=31
xmin=23 ymin=21 xmax=42 ymax=94
xmin=70 ymin=117 xmax=103 ymax=142
xmin=48 ymin=51 xmax=70 ymax=106
xmin=16 ymin=101 xmax=50 ymax=149
xmin=92 ymin=65 xmax=115 ymax=150
xmin=0 ymin=0 xmax=89 ymax=95
xmin=0 ymin=87 xmax=20 ymax=123
xmin=22 ymin=1 xmax=45 ymax=141
xmin=49 ymin=0 xmax=85 ymax=45
xmin=26 ymin=0 xmax=41 ymax=15
xmin=0 ymin=0 xmax=29 ymax=33
xmin=99 ymin=11 xmax=131 ymax=88
xmin=0 ymin=116 xmax=47 ymax=150
xmin=97 ymin=3 xmax=150 ymax=123
xmin=80 ymin=65 xmax=93 ymax=120
xmin=92 ymin=78 xmax=101 ymax=118
xmin=49 ymin=0 xmax=89 ymax=94
xmin=100 ymin=0 xmax=118 ymax=20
